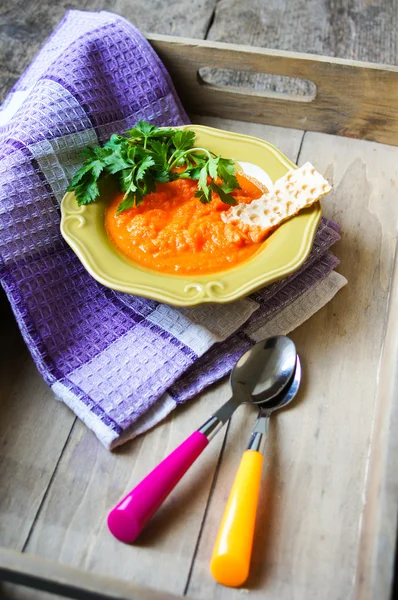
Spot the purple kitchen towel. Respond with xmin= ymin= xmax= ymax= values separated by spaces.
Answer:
xmin=0 ymin=10 xmax=346 ymax=448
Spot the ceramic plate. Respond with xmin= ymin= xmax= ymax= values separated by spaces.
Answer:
xmin=60 ymin=124 xmax=322 ymax=306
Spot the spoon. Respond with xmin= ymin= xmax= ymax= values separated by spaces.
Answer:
xmin=210 ymin=356 xmax=302 ymax=588
xmin=107 ymin=336 xmax=297 ymax=543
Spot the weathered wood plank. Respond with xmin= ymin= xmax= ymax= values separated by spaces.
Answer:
xmin=19 ymin=384 xmax=227 ymax=597
xmin=0 ymin=547 xmax=192 ymax=600
xmin=0 ymin=300 xmax=76 ymax=551
xmin=208 ymin=0 xmax=398 ymax=64
xmin=0 ymin=0 xmax=218 ymax=103
xmin=148 ymin=35 xmax=398 ymax=146
xmin=205 ymin=0 xmax=398 ymax=94
xmin=355 ymin=204 xmax=398 ymax=600
xmin=3 ymin=0 xmax=397 ymax=106
xmin=191 ymin=115 xmax=304 ymax=163
xmin=186 ymin=132 xmax=398 ymax=599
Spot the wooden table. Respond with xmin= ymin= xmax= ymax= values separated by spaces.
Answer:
xmin=1 ymin=2 xmax=398 ymax=600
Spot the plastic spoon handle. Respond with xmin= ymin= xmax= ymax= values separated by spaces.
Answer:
xmin=108 ymin=431 xmax=208 ymax=543
xmin=210 ymin=449 xmax=263 ymax=587
xmin=107 ymin=395 xmax=242 ymax=544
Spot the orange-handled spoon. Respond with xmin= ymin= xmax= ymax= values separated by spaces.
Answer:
xmin=210 ymin=356 xmax=302 ymax=588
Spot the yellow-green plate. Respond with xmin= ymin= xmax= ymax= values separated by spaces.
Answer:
xmin=60 ymin=124 xmax=322 ymax=306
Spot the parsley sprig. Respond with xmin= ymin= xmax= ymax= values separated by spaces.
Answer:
xmin=67 ymin=121 xmax=240 ymax=213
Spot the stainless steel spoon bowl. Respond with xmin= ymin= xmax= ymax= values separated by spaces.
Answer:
xmin=199 ymin=335 xmax=297 ymax=439
xmin=248 ymin=355 xmax=302 ymax=452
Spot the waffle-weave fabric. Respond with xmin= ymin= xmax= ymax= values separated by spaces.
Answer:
xmin=0 ymin=10 xmax=346 ymax=448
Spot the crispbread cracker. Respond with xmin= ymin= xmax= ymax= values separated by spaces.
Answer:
xmin=221 ymin=162 xmax=331 ymax=241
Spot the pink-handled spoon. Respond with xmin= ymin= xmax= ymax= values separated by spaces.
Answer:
xmin=107 ymin=335 xmax=297 ymax=543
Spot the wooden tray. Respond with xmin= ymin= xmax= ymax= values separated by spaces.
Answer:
xmin=1 ymin=36 xmax=398 ymax=600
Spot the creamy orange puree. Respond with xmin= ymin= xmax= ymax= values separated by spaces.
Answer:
xmin=105 ymin=173 xmax=268 ymax=274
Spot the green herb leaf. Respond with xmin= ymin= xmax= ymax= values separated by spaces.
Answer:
xmin=116 ymin=192 xmax=137 ymax=213
xmin=104 ymin=152 xmax=131 ymax=175
xmin=126 ymin=121 xmax=157 ymax=140
xmin=197 ymin=164 xmax=211 ymax=202
xmin=210 ymin=181 xmax=237 ymax=205
xmin=217 ymin=158 xmax=240 ymax=190
xmin=171 ymin=130 xmax=196 ymax=152
xmin=154 ymin=169 xmax=171 ymax=183
xmin=136 ymin=155 xmax=155 ymax=181
xmin=67 ymin=122 xmax=241 ymax=211
xmin=67 ymin=152 xmax=105 ymax=205
xmin=207 ymin=156 xmax=219 ymax=180
xmin=150 ymin=139 xmax=170 ymax=163
xmin=179 ymin=166 xmax=202 ymax=180
xmin=103 ymin=134 xmax=125 ymax=152
xmin=73 ymin=178 xmax=100 ymax=205
xmin=194 ymin=187 xmax=212 ymax=204
xmin=67 ymin=162 xmax=95 ymax=187
xmin=191 ymin=154 xmax=207 ymax=168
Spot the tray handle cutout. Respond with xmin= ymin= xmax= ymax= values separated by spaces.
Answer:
xmin=198 ymin=67 xmax=317 ymax=103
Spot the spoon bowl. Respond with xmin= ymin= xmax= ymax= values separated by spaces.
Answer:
xmin=247 ymin=356 xmax=302 ymax=453
xmin=202 ymin=336 xmax=297 ymax=438
xmin=257 ymin=355 xmax=301 ymax=412
xmin=230 ymin=335 xmax=297 ymax=404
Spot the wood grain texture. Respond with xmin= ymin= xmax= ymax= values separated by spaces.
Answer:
xmin=19 ymin=385 xmax=228 ymax=597
xmin=0 ymin=300 xmax=75 ymax=551
xmin=0 ymin=0 xmax=218 ymax=103
xmin=191 ymin=114 xmax=304 ymax=163
xmin=148 ymin=35 xmax=398 ymax=146
xmin=205 ymin=0 xmax=398 ymax=94
xmin=355 ymin=193 xmax=398 ymax=599
xmin=208 ymin=0 xmax=398 ymax=62
xmin=0 ymin=547 xmax=193 ymax=600
xmin=3 ymin=0 xmax=398 ymax=104
xmin=186 ymin=131 xmax=398 ymax=599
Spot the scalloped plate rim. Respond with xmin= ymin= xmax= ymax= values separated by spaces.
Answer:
xmin=60 ymin=124 xmax=322 ymax=306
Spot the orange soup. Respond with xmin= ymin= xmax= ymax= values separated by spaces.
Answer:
xmin=105 ymin=173 xmax=269 ymax=275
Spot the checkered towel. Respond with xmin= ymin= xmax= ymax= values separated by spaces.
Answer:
xmin=0 ymin=10 xmax=346 ymax=449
